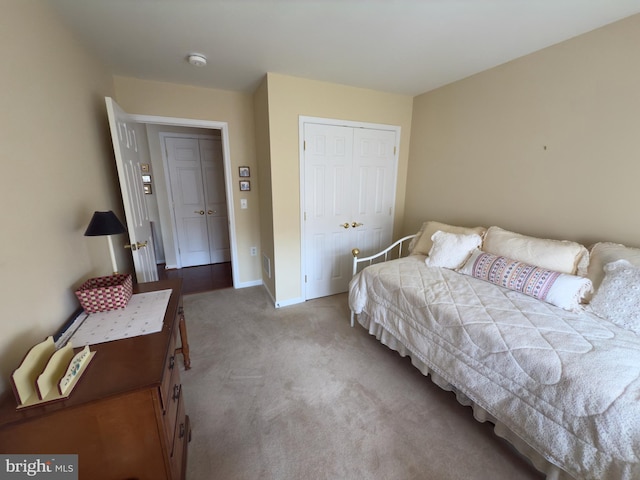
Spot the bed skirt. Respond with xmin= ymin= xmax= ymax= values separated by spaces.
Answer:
xmin=357 ymin=311 xmax=572 ymax=480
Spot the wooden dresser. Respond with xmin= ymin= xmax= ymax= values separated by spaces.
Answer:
xmin=0 ymin=278 xmax=192 ymax=480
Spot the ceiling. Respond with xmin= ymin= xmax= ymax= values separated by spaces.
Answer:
xmin=47 ymin=0 xmax=640 ymax=96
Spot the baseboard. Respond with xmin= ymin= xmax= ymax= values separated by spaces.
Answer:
xmin=274 ymin=296 xmax=305 ymax=308
xmin=234 ymin=279 xmax=263 ymax=289
xmin=259 ymin=284 xmax=304 ymax=308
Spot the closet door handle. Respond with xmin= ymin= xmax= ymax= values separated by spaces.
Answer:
xmin=351 ymin=222 xmax=363 ymax=228
xmin=194 ymin=210 xmax=205 ymax=215
xmin=339 ymin=223 xmax=350 ymax=229
xmin=208 ymin=210 xmax=216 ymax=215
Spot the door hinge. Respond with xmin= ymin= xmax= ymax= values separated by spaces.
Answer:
xmin=394 ymin=146 xmax=397 ymax=155
xmin=303 ymin=140 xmax=306 ymax=151
xmin=304 ymin=212 xmax=307 ymax=221
xmin=304 ymin=275 xmax=307 ymax=283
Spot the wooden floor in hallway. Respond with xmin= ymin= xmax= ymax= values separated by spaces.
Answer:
xmin=157 ymin=262 xmax=233 ymax=295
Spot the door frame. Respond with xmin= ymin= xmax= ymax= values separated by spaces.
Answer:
xmin=298 ymin=115 xmax=401 ymax=300
xmin=130 ymin=113 xmax=239 ymax=288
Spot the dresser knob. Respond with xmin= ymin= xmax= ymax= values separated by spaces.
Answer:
xmin=169 ymin=355 xmax=175 ymax=370
xmin=179 ymin=423 xmax=185 ymax=439
xmin=173 ymin=384 xmax=181 ymax=400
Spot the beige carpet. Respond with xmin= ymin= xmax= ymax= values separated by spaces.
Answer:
xmin=180 ymin=286 xmax=544 ymax=480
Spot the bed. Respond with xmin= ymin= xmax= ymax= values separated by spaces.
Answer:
xmin=348 ymin=222 xmax=640 ymax=480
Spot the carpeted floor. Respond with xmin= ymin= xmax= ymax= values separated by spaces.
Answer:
xmin=180 ymin=286 xmax=544 ymax=480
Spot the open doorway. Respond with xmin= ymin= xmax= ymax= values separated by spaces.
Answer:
xmin=145 ymin=125 xmax=233 ymax=293
xmin=153 ymin=129 xmax=233 ymax=294
xmin=125 ymin=111 xmax=238 ymax=293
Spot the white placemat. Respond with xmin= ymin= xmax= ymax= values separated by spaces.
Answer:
xmin=69 ymin=289 xmax=172 ymax=347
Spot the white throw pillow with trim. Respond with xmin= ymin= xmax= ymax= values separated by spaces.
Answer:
xmin=589 ymin=259 xmax=640 ymax=334
xmin=587 ymin=242 xmax=640 ymax=293
xmin=409 ymin=221 xmax=486 ymax=256
xmin=424 ymin=231 xmax=483 ymax=269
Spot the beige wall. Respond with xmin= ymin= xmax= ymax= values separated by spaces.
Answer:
xmin=0 ymin=1 xmax=117 ymax=393
xmin=113 ymin=77 xmax=262 ymax=285
xmin=253 ymin=77 xmax=276 ymax=299
xmin=265 ymin=73 xmax=414 ymax=304
xmin=406 ymin=14 xmax=640 ymax=248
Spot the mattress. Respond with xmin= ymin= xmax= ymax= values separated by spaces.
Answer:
xmin=348 ymin=255 xmax=640 ymax=480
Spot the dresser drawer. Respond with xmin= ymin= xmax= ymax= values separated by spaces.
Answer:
xmin=160 ymin=325 xmax=178 ymax=412
xmin=170 ymin=399 xmax=189 ymax=480
xmin=163 ymin=362 xmax=181 ymax=448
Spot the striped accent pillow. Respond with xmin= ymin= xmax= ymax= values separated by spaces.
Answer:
xmin=458 ymin=250 xmax=593 ymax=311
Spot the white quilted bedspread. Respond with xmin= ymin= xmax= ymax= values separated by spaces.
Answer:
xmin=349 ymin=256 xmax=640 ymax=480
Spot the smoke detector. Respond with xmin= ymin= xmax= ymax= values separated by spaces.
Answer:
xmin=187 ymin=53 xmax=207 ymax=67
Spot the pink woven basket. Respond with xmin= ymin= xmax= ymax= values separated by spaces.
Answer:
xmin=75 ymin=274 xmax=133 ymax=314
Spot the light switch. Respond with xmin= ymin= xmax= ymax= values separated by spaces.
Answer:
xmin=240 ymin=198 xmax=248 ymax=209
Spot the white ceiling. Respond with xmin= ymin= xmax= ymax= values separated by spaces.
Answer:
xmin=47 ymin=0 xmax=640 ymax=96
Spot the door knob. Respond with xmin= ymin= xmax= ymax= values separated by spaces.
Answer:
xmin=339 ymin=223 xmax=350 ymax=229
xmin=194 ymin=210 xmax=205 ymax=215
xmin=208 ymin=210 xmax=216 ymax=215
xmin=351 ymin=222 xmax=363 ymax=228
xmin=124 ymin=241 xmax=148 ymax=251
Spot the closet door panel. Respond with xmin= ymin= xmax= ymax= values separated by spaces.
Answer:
xmin=303 ymin=124 xmax=354 ymax=299
xmin=166 ymin=137 xmax=210 ymax=267
xmin=351 ymin=128 xmax=397 ymax=257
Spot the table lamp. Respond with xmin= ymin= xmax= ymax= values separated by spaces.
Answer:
xmin=84 ymin=210 xmax=127 ymax=274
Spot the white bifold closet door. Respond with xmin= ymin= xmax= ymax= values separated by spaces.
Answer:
xmin=303 ymin=123 xmax=397 ymax=299
xmin=165 ymin=136 xmax=230 ymax=267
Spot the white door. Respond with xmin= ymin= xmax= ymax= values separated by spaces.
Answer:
xmin=304 ymin=124 xmax=354 ymax=299
xmin=351 ymin=128 xmax=397 ymax=255
xmin=165 ymin=136 xmax=230 ymax=267
xmin=201 ymin=138 xmax=231 ymax=263
xmin=303 ymin=123 xmax=397 ymax=299
xmin=165 ymin=137 xmax=210 ymax=267
xmin=105 ymin=97 xmax=159 ymax=283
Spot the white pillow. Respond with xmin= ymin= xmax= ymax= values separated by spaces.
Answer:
xmin=587 ymin=242 xmax=640 ymax=292
xmin=482 ymin=226 xmax=589 ymax=276
xmin=424 ymin=231 xmax=482 ymax=269
xmin=458 ymin=249 xmax=593 ymax=312
xmin=589 ymin=259 xmax=640 ymax=334
xmin=409 ymin=221 xmax=486 ymax=256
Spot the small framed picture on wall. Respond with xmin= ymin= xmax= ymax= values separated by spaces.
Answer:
xmin=239 ymin=180 xmax=251 ymax=191
xmin=239 ymin=166 xmax=250 ymax=177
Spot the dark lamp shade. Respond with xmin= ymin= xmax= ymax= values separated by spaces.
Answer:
xmin=84 ymin=211 xmax=127 ymax=236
